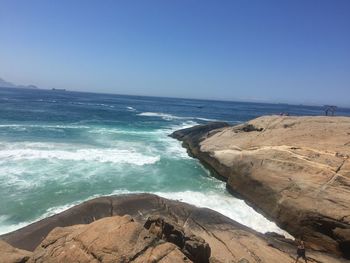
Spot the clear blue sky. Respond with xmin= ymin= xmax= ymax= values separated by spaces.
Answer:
xmin=1 ymin=0 xmax=349 ymax=106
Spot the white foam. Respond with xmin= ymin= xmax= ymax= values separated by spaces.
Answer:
xmin=71 ymin=102 xmax=115 ymax=108
xmin=0 ymin=141 xmax=77 ymax=150
xmin=147 ymin=121 xmax=198 ymax=159
xmin=138 ymin=112 xmax=184 ymax=121
xmin=86 ymin=122 xmax=199 ymax=160
xmin=88 ymin=127 xmax=163 ymax=136
xmin=42 ymin=201 xmax=90 ymax=218
xmin=196 ymin=117 xmax=219 ymax=122
xmin=40 ymin=190 xmax=132 ymax=219
xmin=0 ymin=201 xmax=86 ymax=235
xmin=154 ymin=133 xmax=192 ymax=159
xmin=0 ymin=124 xmax=90 ymax=129
xmin=154 ymin=191 xmax=292 ymax=238
xmin=98 ymin=103 xmax=114 ymax=108
xmin=35 ymin=99 xmax=57 ymax=103
xmin=109 ymin=189 xmax=291 ymax=237
xmin=161 ymin=140 xmax=191 ymax=159
xmin=166 ymin=121 xmax=199 ymax=132
xmin=0 ymin=147 xmax=159 ymax=165
xmin=138 ymin=112 xmax=222 ymax=122
xmin=0 ymin=220 xmax=32 ymax=235
xmin=126 ymin=106 xmax=136 ymax=111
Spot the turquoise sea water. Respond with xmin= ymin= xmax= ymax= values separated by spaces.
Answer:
xmin=1 ymin=88 xmax=349 ymax=236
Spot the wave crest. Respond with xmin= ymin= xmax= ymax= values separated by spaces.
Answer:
xmin=137 ymin=112 xmax=219 ymax=122
xmin=0 ymin=147 xmax=159 ymax=165
xmin=126 ymin=106 xmax=136 ymax=111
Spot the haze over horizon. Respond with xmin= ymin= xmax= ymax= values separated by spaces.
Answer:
xmin=1 ymin=0 xmax=349 ymax=106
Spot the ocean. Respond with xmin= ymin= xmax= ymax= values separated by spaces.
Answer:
xmin=1 ymin=87 xmax=349 ymax=236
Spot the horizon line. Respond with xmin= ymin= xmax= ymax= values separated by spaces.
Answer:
xmin=1 ymin=85 xmax=350 ymax=110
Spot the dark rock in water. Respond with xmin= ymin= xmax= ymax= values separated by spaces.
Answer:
xmin=171 ymin=115 xmax=350 ymax=259
xmin=170 ymin=122 xmax=229 ymax=141
xmin=0 ymin=193 xmax=345 ymax=262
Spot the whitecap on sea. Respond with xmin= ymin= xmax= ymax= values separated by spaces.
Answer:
xmin=0 ymin=147 xmax=160 ymax=165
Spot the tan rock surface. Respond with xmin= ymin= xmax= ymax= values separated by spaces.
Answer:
xmin=1 ymin=194 xmax=345 ymax=262
xmin=171 ymin=116 xmax=350 ymax=258
xmin=0 ymin=240 xmax=32 ymax=263
xmin=28 ymin=215 xmax=191 ymax=263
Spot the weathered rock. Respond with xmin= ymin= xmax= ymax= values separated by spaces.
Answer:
xmin=1 ymin=194 xmax=345 ymax=262
xmin=171 ymin=116 xmax=350 ymax=258
xmin=27 ymin=214 xmax=191 ymax=263
xmin=144 ymin=216 xmax=211 ymax=262
xmin=0 ymin=240 xmax=32 ymax=263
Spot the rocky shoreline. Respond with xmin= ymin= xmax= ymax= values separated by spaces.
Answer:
xmin=171 ymin=115 xmax=350 ymax=260
xmin=0 ymin=194 xmax=345 ymax=262
xmin=1 ymin=115 xmax=349 ymax=262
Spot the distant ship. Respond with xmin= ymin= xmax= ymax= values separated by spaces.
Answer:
xmin=51 ymin=88 xmax=66 ymax=91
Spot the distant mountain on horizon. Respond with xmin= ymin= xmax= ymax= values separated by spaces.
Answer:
xmin=0 ymin=77 xmax=39 ymax=89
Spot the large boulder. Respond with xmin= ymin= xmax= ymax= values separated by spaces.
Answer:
xmin=1 ymin=194 xmax=345 ymax=262
xmin=171 ymin=116 xmax=350 ymax=258
xmin=28 ymin=215 xmax=191 ymax=263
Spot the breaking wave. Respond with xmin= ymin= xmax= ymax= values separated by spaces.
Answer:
xmin=138 ymin=112 xmax=219 ymax=122
xmin=0 ymin=146 xmax=160 ymax=165
xmin=126 ymin=106 xmax=136 ymax=111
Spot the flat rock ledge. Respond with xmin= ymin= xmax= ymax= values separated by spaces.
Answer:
xmin=171 ymin=115 xmax=350 ymax=259
xmin=0 ymin=194 xmax=345 ymax=263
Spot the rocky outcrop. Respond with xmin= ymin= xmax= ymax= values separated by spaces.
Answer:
xmin=171 ymin=116 xmax=350 ymax=259
xmin=28 ymin=215 xmax=195 ymax=263
xmin=1 ymin=194 xmax=345 ymax=262
xmin=144 ymin=216 xmax=211 ymax=262
xmin=0 ymin=240 xmax=32 ymax=263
